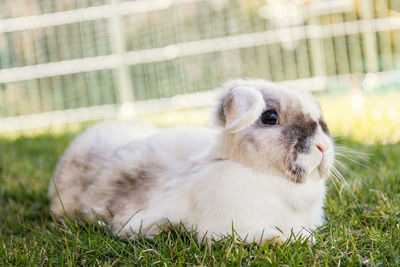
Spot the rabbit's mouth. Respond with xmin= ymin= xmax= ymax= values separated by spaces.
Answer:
xmin=317 ymin=164 xmax=331 ymax=179
xmin=288 ymin=149 xmax=333 ymax=183
xmin=288 ymin=164 xmax=331 ymax=184
xmin=289 ymin=163 xmax=307 ymax=183
xmin=316 ymin=149 xmax=335 ymax=179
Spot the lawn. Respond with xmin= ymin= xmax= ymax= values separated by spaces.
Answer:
xmin=0 ymin=92 xmax=399 ymax=266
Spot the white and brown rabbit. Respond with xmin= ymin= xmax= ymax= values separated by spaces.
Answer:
xmin=49 ymin=79 xmax=334 ymax=244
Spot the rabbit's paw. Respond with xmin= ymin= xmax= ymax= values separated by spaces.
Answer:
xmin=243 ymin=229 xmax=287 ymax=245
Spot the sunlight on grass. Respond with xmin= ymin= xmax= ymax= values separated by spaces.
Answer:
xmin=319 ymin=92 xmax=400 ymax=144
xmin=1 ymin=92 xmax=399 ymax=145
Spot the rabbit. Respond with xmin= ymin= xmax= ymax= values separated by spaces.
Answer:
xmin=49 ymin=78 xmax=335 ymax=244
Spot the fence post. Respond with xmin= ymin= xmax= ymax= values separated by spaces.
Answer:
xmin=361 ymin=0 xmax=379 ymax=73
xmin=308 ymin=8 xmax=326 ymax=79
xmin=109 ymin=0 xmax=135 ymax=119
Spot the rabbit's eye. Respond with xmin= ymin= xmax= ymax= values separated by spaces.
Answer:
xmin=261 ymin=110 xmax=278 ymax=125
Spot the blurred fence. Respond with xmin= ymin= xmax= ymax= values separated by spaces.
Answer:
xmin=1 ymin=0 xmax=400 ymax=131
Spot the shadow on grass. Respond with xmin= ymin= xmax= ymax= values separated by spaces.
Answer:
xmin=0 ymin=134 xmax=75 ymax=237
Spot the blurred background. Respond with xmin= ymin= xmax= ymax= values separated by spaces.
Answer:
xmin=0 ymin=0 xmax=399 ymax=143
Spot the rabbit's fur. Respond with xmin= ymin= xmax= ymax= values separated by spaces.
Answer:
xmin=49 ymin=79 xmax=334 ymax=243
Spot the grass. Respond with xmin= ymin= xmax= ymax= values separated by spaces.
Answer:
xmin=1 ymin=92 xmax=400 ymax=266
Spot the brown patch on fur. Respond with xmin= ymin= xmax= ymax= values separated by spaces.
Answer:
xmin=319 ymin=118 xmax=330 ymax=136
xmin=115 ymin=169 xmax=153 ymax=191
xmin=70 ymin=154 xmax=96 ymax=191
xmin=49 ymin=149 xmax=99 ymax=218
xmin=262 ymin=96 xmax=281 ymax=114
xmin=290 ymin=164 xmax=306 ymax=183
xmin=70 ymin=157 xmax=91 ymax=172
xmin=282 ymin=113 xmax=317 ymax=154
xmin=108 ymin=164 xmax=157 ymax=215
xmin=281 ymin=113 xmax=318 ymax=183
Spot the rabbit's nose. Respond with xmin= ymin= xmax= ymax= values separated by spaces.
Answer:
xmin=316 ymin=144 xmax=324 ymax=153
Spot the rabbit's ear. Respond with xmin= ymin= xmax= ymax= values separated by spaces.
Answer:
xmin=216 ymin=86 xmax=265 ymax=133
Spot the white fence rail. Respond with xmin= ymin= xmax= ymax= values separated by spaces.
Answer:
xmin=2 ymin=16 xmax=400 ymax=84
xmin=0 ymin=0 xmax=203 ymax=33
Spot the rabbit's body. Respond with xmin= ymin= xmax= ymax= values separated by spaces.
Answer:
xmin=50 ymin=79 xmax=334 ymax=243
xmin=50 ymin=122 xmax=217 ymax=223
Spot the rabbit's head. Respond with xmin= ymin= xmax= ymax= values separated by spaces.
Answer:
xmin=214 ymin=79 xmax=334 ymax=183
